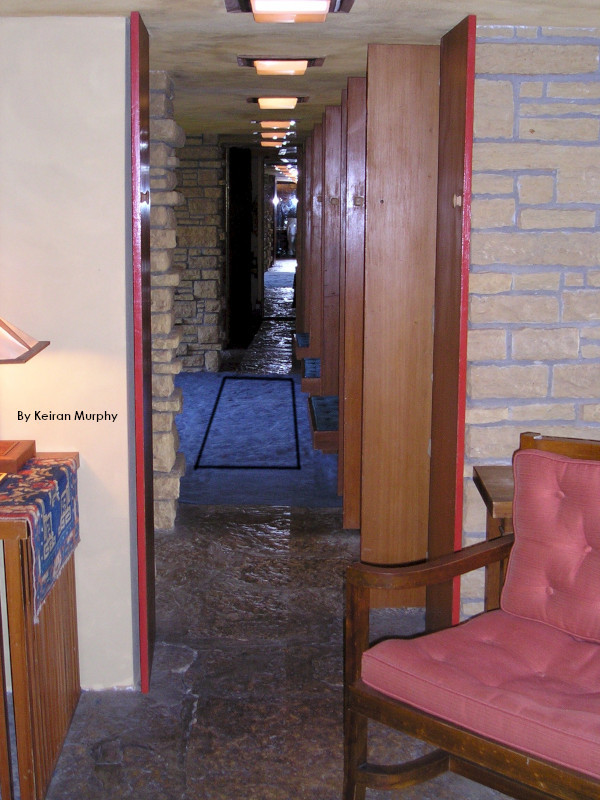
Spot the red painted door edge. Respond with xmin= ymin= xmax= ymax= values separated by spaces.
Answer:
xmin=452 ymin=14 xmax=476 ymax=624
xmin=130 ymin=10 xmax=151 ymax=693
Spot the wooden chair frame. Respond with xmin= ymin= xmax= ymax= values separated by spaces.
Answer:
xmin=344 ymin=433 xmax=600 ymax=800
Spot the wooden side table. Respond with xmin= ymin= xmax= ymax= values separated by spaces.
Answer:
xmin=472 ymin=465 xmax=514 ymax=611
xmin=0 ymin=453 xmax=80 ymax=800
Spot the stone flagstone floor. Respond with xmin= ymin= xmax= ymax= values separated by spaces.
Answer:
xmin=44 ymin=261 xmax=509 ymax=799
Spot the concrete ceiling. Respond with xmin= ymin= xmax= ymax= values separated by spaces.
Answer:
xmin=2 ymin=0 xmax=600 ymax=144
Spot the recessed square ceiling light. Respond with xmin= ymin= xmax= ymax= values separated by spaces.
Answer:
xmin=250 ymin=0 xmax=329 ymax=23
xmin=259 ymin=120 xmax=295 ymax=129
xmin=238 ymin=56 xmax=324 ymax=72
xmin=258 ymin=97 xmax=298 ymax=109
xmin=225 ymin=0 xmax=355 ymax=20
xmin=254 ymin=59 xmax=309 ymax=76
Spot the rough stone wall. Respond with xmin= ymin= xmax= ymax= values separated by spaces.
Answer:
xmin=149 ymin=71 xmax=186 ymax=531
xmin=174 ymin=135 xmax=226 ymax=372
xmin=462 ymin=27 xmax=600 ymax=614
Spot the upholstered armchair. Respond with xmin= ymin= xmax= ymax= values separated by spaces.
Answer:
xmin=344 ymin=433 xmax=600 ymax=799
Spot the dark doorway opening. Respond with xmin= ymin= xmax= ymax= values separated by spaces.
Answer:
xmin=226 ymin=147 xmax=258 ymax=348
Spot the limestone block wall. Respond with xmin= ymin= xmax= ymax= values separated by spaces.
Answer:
xmin=150 ymin=71 xmax=186 ymax=531
xmin=462 ymin=27 xmax=600 ymax=614
xmin=174 ymin=135 xmax=226 ymax=372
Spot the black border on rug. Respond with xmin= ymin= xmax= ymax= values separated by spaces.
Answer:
xmin=194 ymin=375 xmax=301 ymax=470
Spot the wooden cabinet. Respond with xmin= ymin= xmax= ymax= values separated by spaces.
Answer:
xmin=0 ymin=454 xmax=80 ymax=800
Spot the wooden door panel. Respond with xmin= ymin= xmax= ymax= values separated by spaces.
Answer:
xmin=427 ymin=15 xmax=476 ymax=629
xmin=320 ymin=105 xmax=342 ymax=397
xmin=308 ymin=123 xmax=323 ymax=355
xmin=338 ymin=88 xmax=348 ymax=496
xmin=361 ymin=44 xmax=440 ymax=608
xmin=342 ymin=77 xmax=366 ymax=529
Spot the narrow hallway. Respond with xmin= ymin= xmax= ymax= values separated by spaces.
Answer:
xmin=45 ymin=263 xmax=507 ymax=799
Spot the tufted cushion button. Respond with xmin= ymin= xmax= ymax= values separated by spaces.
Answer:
xmin=583 ymin=545 xmax=592 ymax=554
xmin=546 ymin=586 xmax=554 ymax=596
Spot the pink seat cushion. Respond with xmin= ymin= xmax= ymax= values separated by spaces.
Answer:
xmin=362 ymin=610 xmax=600 ymax=778
xmin=502 ymin=449 xmax=600 ymax=643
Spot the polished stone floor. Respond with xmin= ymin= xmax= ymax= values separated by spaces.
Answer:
xmin=45 ymin=261 xmax=508 ymax=799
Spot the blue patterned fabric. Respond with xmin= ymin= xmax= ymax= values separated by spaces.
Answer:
xmin=0 ymin=457 xmax=79 ymax=620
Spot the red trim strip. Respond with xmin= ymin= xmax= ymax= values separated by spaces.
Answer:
xmin=130 ymin=11 xmax=150 ymax=693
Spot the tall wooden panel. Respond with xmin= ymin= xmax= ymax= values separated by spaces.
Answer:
xmin=307 ymin=123 xmax=324 ymax=357
xmin=361 ymin=45 xmax=440 ymax=602
xmin=338 ymin=88 xmax=349 ymax=495
xmin=295 ymin=143 xmax=307 ymax=335
xmin=296 ymin=137 xmax=314 ymax=351
xmin=320 ymin=105 xmax=342 ymax=397
xmin=427 ymin=15 xmax=476 ymax=629
xmin=342 ymin=77 xmax=367 ymax=529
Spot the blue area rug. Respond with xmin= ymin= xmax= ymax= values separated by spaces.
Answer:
xmin=176 ymin=372 xmax=342 ymax=507
xmin=195 ymin=376 xmax=300 ymax=470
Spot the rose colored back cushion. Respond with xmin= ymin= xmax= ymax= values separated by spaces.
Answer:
xmin=501 ymin=448 xmax=600 ymax=643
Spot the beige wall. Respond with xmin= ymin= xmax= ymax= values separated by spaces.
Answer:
xmin=0 ymin=17 xmax=138 ymax=688
xmin=462 ymin=26 xmax=600 ymax=615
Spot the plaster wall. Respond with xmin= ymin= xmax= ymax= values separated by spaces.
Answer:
xmin=0 ymin=17 xmax=138 ymax=688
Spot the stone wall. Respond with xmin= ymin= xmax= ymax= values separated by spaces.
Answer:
xmin=461 ymin=27 xmax=600 ymax=614
xmin=174 ymin=135 xmax=226 ymax=372
xmin=149 ymin=71 xmax=186 ymax=531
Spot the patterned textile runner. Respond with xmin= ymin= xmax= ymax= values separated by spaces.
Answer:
xmin=0 ymin=457 xmax=80 ymax=621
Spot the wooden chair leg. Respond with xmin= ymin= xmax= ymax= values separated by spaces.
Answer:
xmin=343 ymin=706 xmax=367 ymax=800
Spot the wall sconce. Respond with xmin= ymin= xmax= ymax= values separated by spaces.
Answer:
xmin=0 ymin=317 xmax=49 ymax=364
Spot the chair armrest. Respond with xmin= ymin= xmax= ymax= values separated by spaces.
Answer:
xmin=347 ymin=535 xmax=514 ymax=592
xmin=344 ymin=536 xmax=515 ymax=688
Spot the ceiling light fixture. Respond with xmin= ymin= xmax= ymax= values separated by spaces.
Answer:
xmin=261 ymin=141 xmax=282 ymax=147
xmin=225 ymin=1 xmax=355 ymax=19
xmin=238 ymin=56 xmax=323 ymax=73
xmin=248 ymin=96 xmax=307 ymax=107
xmin=261 ymin=132 xmax=287 ymax=139
xmin=255 ymin=59 xmax=309 ymax=75
xmin=250 ymin=0 xmax=329 ymax=23
xmin=258 ymin=96 xmax=298 ymax=109
xmin=259 ymin=120 xmax=295 ymax=129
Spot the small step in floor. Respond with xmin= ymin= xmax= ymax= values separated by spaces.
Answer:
xmin=309 ymin=395 xmax=339 ymax=454
xmin=301 ymin=357 xmax=321 ymax=395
